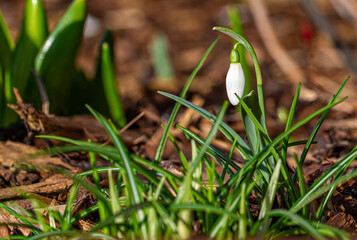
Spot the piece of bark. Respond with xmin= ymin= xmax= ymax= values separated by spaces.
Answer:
xmin=8 ymin=88 xmax=109 ymax=144
xmin=0 ymin=175 xmax=73 ymax=201
xmin=0 ymin=141 xmax=76 ymax=171
xmin=326 ymin=212 xmax=356 ymax=231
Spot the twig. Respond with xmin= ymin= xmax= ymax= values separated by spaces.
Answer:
xmin=329 ymin=0 xmax=357 ymax=23
xmin=248 ymin=0 xmax=306 ymax=86
xmin=298 ymin=0 xmax=357 ymax=76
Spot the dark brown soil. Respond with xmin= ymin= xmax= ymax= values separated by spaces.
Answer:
xmin=1 ymin=0 xmax=357 ymax=237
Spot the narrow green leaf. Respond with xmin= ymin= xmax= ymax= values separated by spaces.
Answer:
xmin=293 ymin=76 xmax=350 ymax=182
xmin=282 ymin=83 xmax=301 ymax=162
xmin=154 ymin=37 xmax=220 ymax=163
xmin=238 ymin=183 xmax=247 ymax=240
xmin=86 ymin=105 xmax=148 ymax=239
xmin=240 ymin=91 xmax=268 ymax=154
xmin=266 ymin=210 xmax=326 ymax=240
xmin=101 ymin=42 xmax=126 ymax=127
xmin=8 ymin=0 xmax=48 ymax=96
xmin=159 ymin=91 xmax=252 ymax=160
xmin=177 ymin=124 xmax=238 ymax=174
xmin=257 ymin=159 xmax=282 ymax=236
xmin=0 ymin=10 xmax=13 ymax=68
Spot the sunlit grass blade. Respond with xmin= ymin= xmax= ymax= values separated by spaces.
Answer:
xmin=0 ymin=203 xmax=41 ymax=235
xmin=292 ymin=153 xmax=307 ymax=217
xmin=189 ymin=101 xmax=229 ymax=175
xmin=316 ymin=145 xmax=357 ymax=221
xmin=166 ymin=127 xmax=189 ymax=171
xmin=293 ymin=76 xmax=350 ymax=182
xmin=26 ymin=230 xmax=117 ymax=240
xmin=292 ymin=146 xmax=357 ymax=212
xmin=222 ymin=136 xmax=238 ymax=180
xmin=282 ymin=82 xmax=301 ymax=163
xmin=35 ymin=0 xmax=86 ymax=114
xmin=238 ymin=92 xmax=299 ymax=200
xmin=90 ymin=202 xmax=152 ymax=233
xmin=238 ymin=183 xmax=247 ymax=240
xmin=177 ymin=168 xmax=192 ymax=239
xmin=85 ymin=105 xmax=148 ymax=239
xmin=154 ymin=37 xmax=220 ymax=164
xmin=89 ymin=148 xmax=109 ymax=235
xmin=151 ymin=201 xmax=180 ymax=238
xmin=256 ymin=159 xmax=282 ymax=237
xmin=177 ymin=124 xmax=238 ymax=173
xmin=266 ymin=209 xmax=325 ymax=240
xmin=108 ymin=168 xmax=122 ymax=237
xmin=101 ymin=42 xmax=126 ymax=128
xmin=270 ymin=153 xmax=357 ymax=234
xmin=239 ymin=91 xmax=269 ymax=151
xmin=225 ymin=97 xmax=347 ymax=190
xmin=159 ymin=91 xmax=252 ymax=160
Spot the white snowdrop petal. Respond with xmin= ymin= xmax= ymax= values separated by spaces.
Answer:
xmin=226 ymin=63 xmax=245 ymax=105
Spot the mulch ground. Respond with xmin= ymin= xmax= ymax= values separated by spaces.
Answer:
xmin=1 ymin=0 xmax=357 ymax=236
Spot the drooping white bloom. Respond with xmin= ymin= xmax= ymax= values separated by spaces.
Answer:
xmin=226 ymin=48 xmax=245 ymax=105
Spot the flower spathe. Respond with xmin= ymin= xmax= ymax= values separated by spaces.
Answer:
xmin=226 ymin=48 xmax=245 ymax=106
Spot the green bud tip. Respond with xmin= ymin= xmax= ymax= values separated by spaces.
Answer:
xmin=230 ymin=48 xmax=240 ymax=63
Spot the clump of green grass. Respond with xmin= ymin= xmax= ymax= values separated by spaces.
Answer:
xmin=0 ymin=25 xmax=356 ymax=240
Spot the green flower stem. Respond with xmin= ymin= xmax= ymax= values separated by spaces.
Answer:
xmin=213 ymin=26 xmax=266 ymax=124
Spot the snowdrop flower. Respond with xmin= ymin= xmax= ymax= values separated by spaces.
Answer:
xmin=226 ymin=48 xmax=245 ymax=105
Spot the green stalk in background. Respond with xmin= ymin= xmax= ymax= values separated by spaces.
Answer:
xmin=92 ymin=30 xmax=114 ymax=116
xmin=7 ymin=0 xmax=48 ymax=98
xmin=100 ymin=42 xmax=126 ymax=128
xmin=0 ymin=11 xmax=13 ymax=69
xmin=227 ymin=5 xmax=252 ymax=96
xmin=0 ymin=11 xmax=13 ymax=127
xmin=149 ymin=33 xmax=175 ymax=84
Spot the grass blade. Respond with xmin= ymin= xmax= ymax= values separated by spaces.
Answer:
xmin=159 ymin=91 xmax=252 ymax=159
xmin=101 ymin=42 xmax=126 ymax=127
xmin=282 ymin=83 xmax=301 ymax=162
xmin=85 ymin=105 xmax=148 ymax=239
xmin=293 ymin=76 xmax=350 ymax=182
xmin=154 ymin=37 xmax=220 ymax=163
xmin=267 ymin=209 xmax=326 ymax=240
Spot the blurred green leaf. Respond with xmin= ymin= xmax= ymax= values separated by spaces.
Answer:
xmin=101 ymin=42 xmax=126 ymax=128
xmin=155 ymin=37 xmax=220 ymax=164
xmin=0 ymin=11 xmax=13 ymax=126
xmin=92 ymin=30 xmax=114 ymax=115
xmin=0 ymin=11 xmax=13 ymax=69
xmin=35 ymin=0 xmax=86 ymax=114
xmin=149 ymin=33 xmax=175 ymax=82
xmin=7 ymin=0 xmax=48 ymax=104
xmin=240 ymin=91 xmax=265 ymax=154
